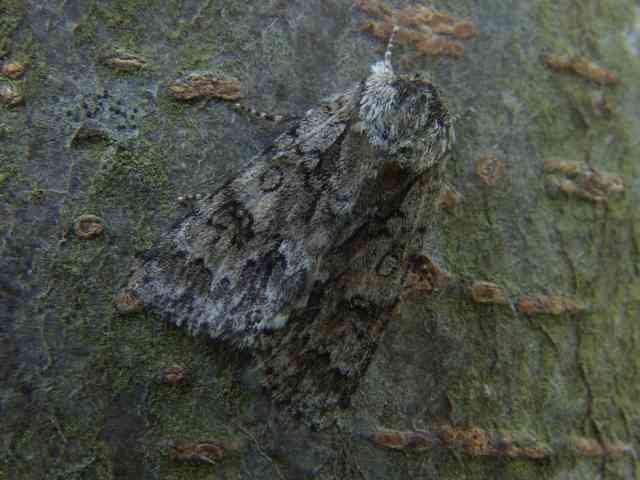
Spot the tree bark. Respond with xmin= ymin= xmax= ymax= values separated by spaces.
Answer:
xmin=1 ymin=1 xmax=639 ymax=479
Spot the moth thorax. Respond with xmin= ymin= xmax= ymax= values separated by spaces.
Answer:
xmin=359 ymin=61 xmax=399 ymax=148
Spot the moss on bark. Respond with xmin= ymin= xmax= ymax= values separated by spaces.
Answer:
xmin=1 ymin=0 xmax=639 ymax=478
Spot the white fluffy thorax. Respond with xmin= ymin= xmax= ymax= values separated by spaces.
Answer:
xmin=358 ymin=61 xmax=398 ymax=149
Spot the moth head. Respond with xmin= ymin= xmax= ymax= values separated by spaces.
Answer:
xmin=358 ymin=26 xmax=453 ymax=174
xmin=385 ymin=75 xmax=453 ymax=172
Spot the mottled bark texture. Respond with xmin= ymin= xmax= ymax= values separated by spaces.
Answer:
xmin=1 ymin=1 xmax=640 ymax=479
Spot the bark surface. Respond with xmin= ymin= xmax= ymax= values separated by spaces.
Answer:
xmin=1 ymin=1 xmax=639 ymax=479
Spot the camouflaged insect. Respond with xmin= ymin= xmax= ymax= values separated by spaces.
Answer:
xmin=124 ymin=27 xmax=454 ymax=426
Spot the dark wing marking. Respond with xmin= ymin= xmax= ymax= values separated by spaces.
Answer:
xmin=126 ymin=87 xmax=391 ymax=347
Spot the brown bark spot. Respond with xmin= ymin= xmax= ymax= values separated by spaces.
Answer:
xmin=405 ymin=255 xmax=450 ymax=295
xmin=471 ymin=281 xmax=508 ymax=305
xmin=475 ymin=153 xmax=505 ymax=186
xmin=115 ymin=290 xmax=144 ymax=315
xmin=163 ymin=365 xmax=186 ymax=386
xmin=169 ymin=440 xmax=241 ymax=464
xmin=102 ymin=52 xmax=147 ymax=72
xmin=372 ymin=430 xmax=435 ymax=451
xmin=168 ymin=73 xmax=242 ymax=102
xmin=518 ymin=295 xmax=586 ymax=316
xmin=355 ymin=0 xmax=475 ymax=59
xmin=74 ymin=214 xmax=105 ymax=240
xmin=544 ymin=54 xmax=619 ymax=86
xmin=1 ymin=61 xmax=28 ymax=79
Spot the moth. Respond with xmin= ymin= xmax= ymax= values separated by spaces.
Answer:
xmin=124 ymin=27 xmax=454 ymax=426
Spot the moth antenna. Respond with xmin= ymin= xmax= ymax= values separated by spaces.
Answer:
xmin=384 ymin=25 xmax=399 ymax=70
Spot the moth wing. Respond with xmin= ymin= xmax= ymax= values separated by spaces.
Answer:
xmin=126 ymin=90 xmax=369 ymax=346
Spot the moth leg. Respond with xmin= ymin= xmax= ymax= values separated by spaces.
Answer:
xmin=231 ymin=102 xmax=297 ymax=123
xmin=450 ymin=106 xmax=476 ymax=125
xmin=177 ymin=193 xmax=202 ymax=206
xmin=444 ymin=106 xmax=476 ymax=147
xmin=411 ymin=416 xmax=429 ymax=433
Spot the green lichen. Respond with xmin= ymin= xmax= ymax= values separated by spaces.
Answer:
xmin=0 ymin=0 xmax=25 ymax=57
xmin=72 ymin=0 xmax=164 ymax=57
xmin=0 ymin=170 xmax=11 ymax=189
xmin=515 ymin=0 xmax=640 ymax=475
xmin=436 ymin=3 xmax=640 ymax=479
xmin=87 ymin=142 xmax=171 ymax=207
xmin=530 ymin=0 xmax=640 ymax=153
xmin=30 ymin=186 xmax=251 ymax=477
xmin=29 ymin=181 xmax=45 ymax=203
